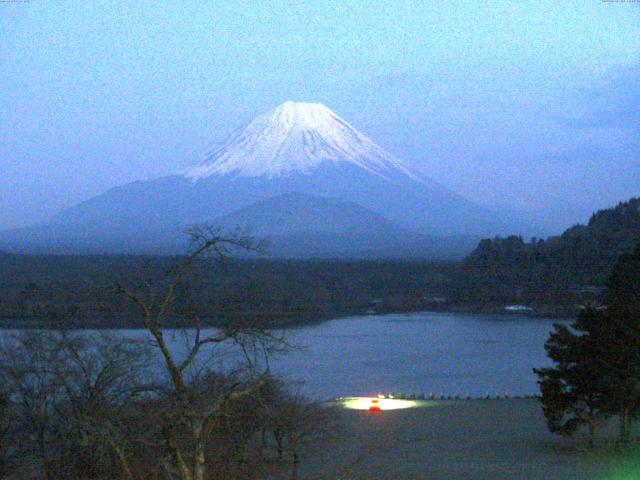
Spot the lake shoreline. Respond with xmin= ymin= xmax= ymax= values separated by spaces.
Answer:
xmin=0 ymin=305 xmax=573 ymax=330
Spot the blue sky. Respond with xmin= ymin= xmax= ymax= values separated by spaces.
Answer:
xmin=1 ymin=1 xmax=639 ymax=232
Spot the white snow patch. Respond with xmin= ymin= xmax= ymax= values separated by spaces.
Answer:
xmin=183 ymin=101 xmax=423 ymax=181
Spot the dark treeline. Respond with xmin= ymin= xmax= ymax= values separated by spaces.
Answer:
xmin=0 ymin=255 xmax=456 ymax=328
xmin=453 ymin=197 xmax=640 ymax=315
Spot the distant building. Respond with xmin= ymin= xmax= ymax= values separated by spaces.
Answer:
xmin=504 ymin=305 xmax=534 ymax=313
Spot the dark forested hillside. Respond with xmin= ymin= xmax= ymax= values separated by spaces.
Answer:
xmin=0 ymin=254 xmax=455 ymax=328
xmin=453 ymin=197 xmax=640 ymax=313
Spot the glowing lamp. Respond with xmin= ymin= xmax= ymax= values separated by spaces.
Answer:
xmin=339 ymin=396 xmax=419 ymax=411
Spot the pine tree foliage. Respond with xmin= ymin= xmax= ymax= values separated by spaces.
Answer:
xmin=535 ymin=245 xmax=640 ymax=446
xmin=534 ymin=307 xmax=607 ymax=443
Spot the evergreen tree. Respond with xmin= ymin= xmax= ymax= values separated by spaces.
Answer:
xmin=596 ymin=245 xmax=640 ymax=445
xmin=535 ymin=245 xmax=640 ymax=447
xmin=534 ymin=306 xmax=608 ymax=446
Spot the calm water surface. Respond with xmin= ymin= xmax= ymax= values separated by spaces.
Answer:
xmin=3 ymin=312 xmax=568 ymax=401
xmin=266 ymin=312 xmax=568 ymax=400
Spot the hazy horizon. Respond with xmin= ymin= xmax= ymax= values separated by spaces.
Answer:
xmin=1 ymin=1 xmax=639 ymax=235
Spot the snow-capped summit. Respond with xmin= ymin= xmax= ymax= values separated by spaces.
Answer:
xmin=184 ymin=101 xmax=417 ymax=180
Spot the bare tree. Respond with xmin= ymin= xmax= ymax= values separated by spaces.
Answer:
xmin=270 ymin=394 xmax=335 ymax=480
xmin=0 ymin=227 xmax=324 ymax=480
xmin=114 ymin=226 xmax=289 ymax=480
xmin=0 ymin=330 xmax=156 ymax=480
xmin=52 ymin=332 xmax=156 ymax=479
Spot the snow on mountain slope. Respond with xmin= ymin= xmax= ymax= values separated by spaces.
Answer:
xmin=184 ymin=101 xmax=421 ymax=181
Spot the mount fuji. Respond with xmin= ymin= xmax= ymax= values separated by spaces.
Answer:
xmin=1 ymin=101 xmax=501 ymax=257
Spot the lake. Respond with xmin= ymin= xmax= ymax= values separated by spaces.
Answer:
xmin=265 ymin=312 xmax=568 ymax=400
xmin=157 ymin=311 xmax=568 ymax=400
xmin=1 ymin=311 xmax=569 ymax=401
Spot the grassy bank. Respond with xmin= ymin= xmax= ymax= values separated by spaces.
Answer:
xmin=293 ymin=399 xmax=640 ymax=480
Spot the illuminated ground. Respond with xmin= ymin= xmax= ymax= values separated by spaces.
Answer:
xmin=337 ymin=396 xmax=429 ymax=411
xmin=294 ymin=399 xmax=640 ymax=480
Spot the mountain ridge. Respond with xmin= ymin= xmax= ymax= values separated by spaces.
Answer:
xmin=215 ymin=191 xmax=405 ymax=236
